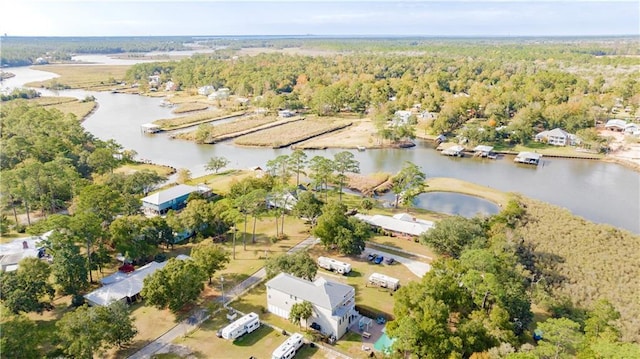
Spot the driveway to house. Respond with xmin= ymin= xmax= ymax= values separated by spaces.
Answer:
xmin=127 ymin=236 xmax=319 ymax=359
xmin=362 ymin=247 xmax=431 ymax=278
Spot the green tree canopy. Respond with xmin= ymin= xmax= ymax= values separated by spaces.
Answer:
xmin=390 ymin=161 xmax=426 ymax=208
xmin=312 ymin=202 xmax=370 ymax=255
xmin=265 ymin=250 xmax=318 ymax=281
xmin=204 ymin=156 xmax=230 ymax=174
xmin=191 ymin=244 xmax=230 ymax=285
xmin=420 ymin=216 xmax=487 ymax=258
xmin=289 ymin=300 xmax=314 ymax=329
xmin=0 ymin=257 xmax=54 ymax=314
xmin=141 ymin=257 xmax=206 ymax=313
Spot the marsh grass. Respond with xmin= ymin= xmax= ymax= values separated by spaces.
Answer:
xmin=234 ymin=118 xmax=351 ymax=148
xmin=25 ymin=65 xmax=129 ymax=90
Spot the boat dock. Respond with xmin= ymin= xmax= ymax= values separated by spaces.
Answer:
xmin=514 ymin=152 xmax=542 ymax=165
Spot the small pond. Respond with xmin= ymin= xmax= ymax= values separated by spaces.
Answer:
xmin=377 ymin=191 xmax=500 ymax=218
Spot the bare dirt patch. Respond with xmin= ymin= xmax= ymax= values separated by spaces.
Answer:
xmin=600 ymin=129 xmax=640 ymax=171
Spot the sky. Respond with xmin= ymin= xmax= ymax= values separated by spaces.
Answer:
xmin=1 ymin=1 xmax=638 ymax=37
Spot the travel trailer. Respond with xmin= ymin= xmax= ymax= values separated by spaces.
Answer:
xmin=272 ymin=333 xmax=305 ymax=359
xmin=220 ymin=312 xmax=260 ymax=340
xmin=368 ymin=273 xmax=400 ymax=291
xmin=317 ymin=257 xmax=352 ymax=275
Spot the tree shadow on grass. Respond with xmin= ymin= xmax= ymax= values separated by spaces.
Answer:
xmin=233 ymin=325 xmax=274 ymax=347
xmin=346 ymin=269 xmax=363 ymax=278
xmin=296 ymin=344 xmax=320 ymax=359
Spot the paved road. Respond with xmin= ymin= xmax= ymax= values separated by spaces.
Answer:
xmin=128 ymin=236 xmax=319 ymax=359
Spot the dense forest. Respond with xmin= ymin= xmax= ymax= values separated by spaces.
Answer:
xmin=0 ymin=36 xmax=191 ymax=67
xmin=125 ymin=38 xmax=640 ymax=146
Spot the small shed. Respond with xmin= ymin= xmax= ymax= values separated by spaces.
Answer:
xmin=514 ymin=152 xmax=542 ymax=165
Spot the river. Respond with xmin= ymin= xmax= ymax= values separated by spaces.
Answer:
xmin=3 ymin=60 xmax=639 ymax=234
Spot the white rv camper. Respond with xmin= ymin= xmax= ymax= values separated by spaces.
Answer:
xmin=272 ymin=332 xmax=305 ymax=359
xmin=368 ymin=273 xmax=400 ymax=291
xmin=317 ymin=257 xmax=351 ymax=275
xmin=220 ymin=312 xmax=260 ymax=340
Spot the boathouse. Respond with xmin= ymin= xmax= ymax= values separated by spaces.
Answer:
xmin=473 ymin=145 xmax=495 ymax=158
xmin=442 ymin=145 xmax=465 ymax=157
xmin=140 ymin=123 xmax=161 ymax=134
xmin=514 ymin=152 xmax=542 ymax=165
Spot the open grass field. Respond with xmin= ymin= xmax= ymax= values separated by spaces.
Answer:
xmin=234 ymin=118 xmax=352 ymax=148
xmin=25 ymin=64 xmax=130 ymax=91
xmin=25 ymin=96 xmax=97 ymax=120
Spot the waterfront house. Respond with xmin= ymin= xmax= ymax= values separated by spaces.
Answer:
xmin=534 ymin=128 xmax=579 ymax=146
xmin=198 ymin=85 xmax=215 ymax=96
xmin=514 ymin=152 xmax=542 ymax=165
xmin=141 ymin=184 xmax=210 ymax=215
xmin=624 ymin=123 xmax=640 ymax=136
xmin=278 ymin=109 xmax=296 ymax=118
xmin=605 ymin=119 xmax=627 ymax=132
xmin=354 ymin=213 xmax=435 ymax=238
xmin=266 ymin=273 xmax=357 ymax=340
xmin=208 ymin=88 xmax=230 ymax=100
xmin=392 ymin=110 xmax=412 ymax=125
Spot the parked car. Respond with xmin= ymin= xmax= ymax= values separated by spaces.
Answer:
xmin=385 ymin=257 xmax=395 ymax=265
xmin=373 ymin=256 xmax=384 ymax=264
xmin=367 ymin=253 xmax=378 ymax=261
xmin=310 ymin=322 xmax=322 ymax=332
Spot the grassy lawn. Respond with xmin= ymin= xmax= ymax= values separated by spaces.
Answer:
xmin=109 ymin=305 xmax=179 ymax=358
xmin=367 ymin=235 xmax=436 ymax=260
xmin=25 ymin=64 xmax=130 ymax=90
xmin=176 ymin=312 xmax=325 ymax=358
xmin=187 ymin=170 xmax=255 ymax=194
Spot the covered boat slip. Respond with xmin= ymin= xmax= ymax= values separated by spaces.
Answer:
xmin=514 ymin=151 xmax=542 ymax=165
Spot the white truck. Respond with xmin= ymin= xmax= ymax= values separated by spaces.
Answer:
xmin=272 ymin=332 xmax=305 ymax=359
xmin=220 ymin=312 xmax=260 ymax=340
xmin=368 ymin=272 xmax=400 ymax=291
xmin=317 ymin=256 xmax=352 ymax=275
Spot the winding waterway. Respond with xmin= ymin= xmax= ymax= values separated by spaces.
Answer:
xmin=3 ymin=61 xmax=639 ymax=233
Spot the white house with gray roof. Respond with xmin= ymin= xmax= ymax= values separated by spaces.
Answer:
xmin=266 ymin=273 xmax=357 ymax=340
xmin=535 ymin=128 xmax=579 ymax=146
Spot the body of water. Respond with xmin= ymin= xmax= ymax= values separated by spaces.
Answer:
xmin=4 ymin=61 xmax=639 ymax=233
